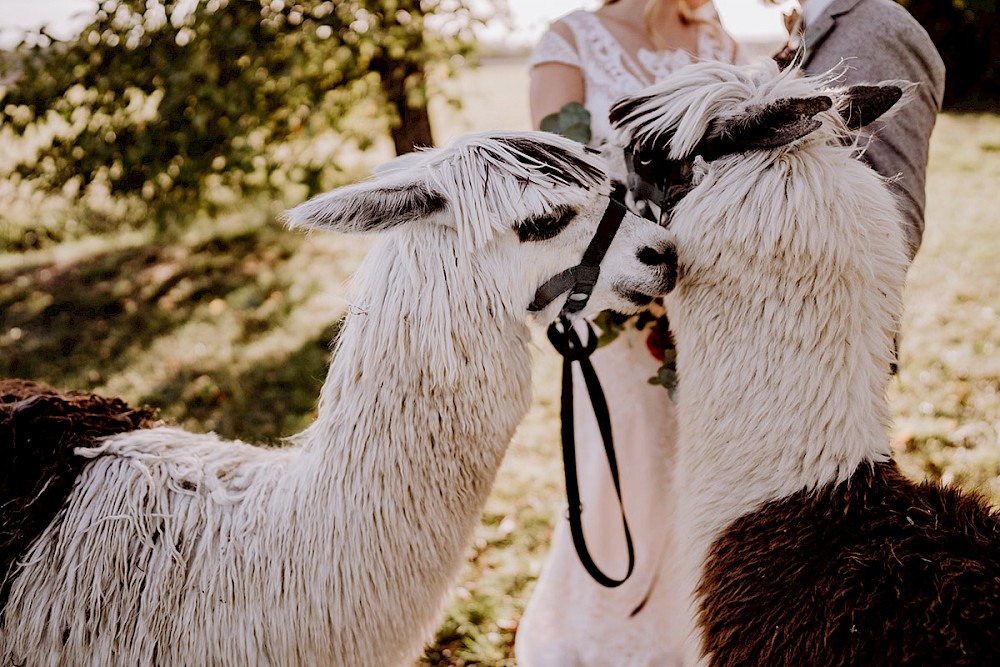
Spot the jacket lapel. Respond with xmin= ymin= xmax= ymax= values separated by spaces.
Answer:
xmin=803 ymin=0 xmax=866 ymax=66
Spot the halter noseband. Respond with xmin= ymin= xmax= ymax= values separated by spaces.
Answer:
xmin=528 ymin=181 xmax=629 ymax=318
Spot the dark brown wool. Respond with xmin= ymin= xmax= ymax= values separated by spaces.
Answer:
xmin=0 ymin=379 xmax=156 ymax=611
xmin=699 ymin=461 xmax=1000 ymax=667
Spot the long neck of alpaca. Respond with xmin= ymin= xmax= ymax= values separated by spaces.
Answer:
xmin=669 ymin=257 xmax=899 ymax=665
xmin=291 ymin=231 xmax=533 ymax=652
xmin=659 ymin=148 xmax=909 ymax=665
xmin=665 ymin=146 xmax=907 ymax=562
xmin=671 ymin=250 xmax=896 ymax=560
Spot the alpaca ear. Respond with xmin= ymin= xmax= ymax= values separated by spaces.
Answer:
xmin=282 ymin=178 xmax=448 ymax=234
xmin=835 ymin=84 xmax=904 ymax=130
xmin=699 ymin=96 xmax=833 ymax=159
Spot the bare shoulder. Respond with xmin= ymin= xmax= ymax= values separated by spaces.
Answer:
xmin=548 ymin=19 xmax=577 ymax=47
xmin=544 ymin=10 xmax=595 ymax=50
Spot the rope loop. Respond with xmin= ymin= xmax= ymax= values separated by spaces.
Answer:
xmin=546 ymin=318 xmax=598 ymax=360
xmin=547 ymin=316 xmax=635 ymax=588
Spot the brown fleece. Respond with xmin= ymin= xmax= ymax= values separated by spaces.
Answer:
xmin=699 ymin=460 xmax=1000 ymax=667
xmin=1 ymin=379 xmax=157 ymax=611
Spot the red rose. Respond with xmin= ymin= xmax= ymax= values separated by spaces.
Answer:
xmin=645 ymin=316 xmax=672 ymax=362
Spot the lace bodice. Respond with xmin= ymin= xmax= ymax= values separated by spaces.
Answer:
xmin=529 ymin=4 xmax=740 ymax=150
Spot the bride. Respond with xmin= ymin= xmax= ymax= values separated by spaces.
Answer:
xmin=518 ymin=2 xmax=741 ymax=665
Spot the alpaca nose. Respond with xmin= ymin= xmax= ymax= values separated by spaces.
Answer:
xmin=638 ymin=243 xmax=677 ymax=267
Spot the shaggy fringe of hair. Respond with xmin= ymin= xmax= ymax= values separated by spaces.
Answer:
xmin=612 ymin=60 xmax=855 ymax=160
xmin=612 ymin=59 xmax=921 ymax=169
xmin=284 ymin=132 xmax=610 ymax=252
xmin=422 ymin=132 xmax=609 ymax=249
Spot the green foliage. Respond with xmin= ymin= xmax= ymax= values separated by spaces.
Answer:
xmin=539 ymin=101 xmax=591 ymax=144
xmin=0 ymin=0 xmax=501 ymax=228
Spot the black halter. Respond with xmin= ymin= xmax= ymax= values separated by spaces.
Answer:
xmin=528 ymin=182 xmax=629 ymax=317
xmin=529 ymin=182 xmax=636 ymax=588
xmin=624 ymin=146 xmax=697 ymax=225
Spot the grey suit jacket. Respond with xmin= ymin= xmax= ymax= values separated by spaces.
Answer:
xmin=803 ymin=0 xmax=945 ymax=259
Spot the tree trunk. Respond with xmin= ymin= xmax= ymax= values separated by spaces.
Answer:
xmin=379 ymin=57 xmax=434 ymax=155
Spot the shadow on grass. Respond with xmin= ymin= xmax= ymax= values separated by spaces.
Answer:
xmin=0 ymin=223 xmax=351 ymax=440
xmin=0 ymin=228 xmax=301 ymax=390
xmin=142 ymin=319 xmax=341 ymax=441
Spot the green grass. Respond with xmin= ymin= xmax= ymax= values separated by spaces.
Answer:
xmin=1 ymin=210 xmax=366 ymax=440
xmin=1 ymin=61 xmax=999 ymax=664
xmin=890 ymin=113 xmax=1000 ymax=499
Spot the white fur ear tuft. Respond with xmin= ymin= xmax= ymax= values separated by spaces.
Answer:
xmin=373 ymin=150 xmax=433 ymax=177
xmin=281 ymin=177 xmax=448 ymax=234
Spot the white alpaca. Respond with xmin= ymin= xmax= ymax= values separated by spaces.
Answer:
xmin=612 ymin=61 xmax=1000 ymax=666
xmin=0 ymin=131 xmax=676 ymax=666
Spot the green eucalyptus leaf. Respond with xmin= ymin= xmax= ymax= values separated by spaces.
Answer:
xmin=593 ymin=309 xmax=630 ymax=347
xmin=563 ymin=122 xmax=591 ymax=144
xmin=648 ymin=362 xmax=679 ymax=402
xmin=560 ymin=102 xmax=590 ymax=124
xmin=539 ymin=113 xmax=562 ymax=134
xmin=539 ymin=101 xmax=593 ymax=144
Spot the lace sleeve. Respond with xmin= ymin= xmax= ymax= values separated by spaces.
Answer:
xmin=528 ymin=28 xmax=581 ymax=69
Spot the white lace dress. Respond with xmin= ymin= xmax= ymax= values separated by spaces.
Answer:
xmin=529 ymin=6 xmax=739 ymax=145
xmin=516 ymin=7 xmax=740 ymax=667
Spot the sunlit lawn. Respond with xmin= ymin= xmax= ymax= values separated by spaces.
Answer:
xmin=1 ymin=59 xmax=998 ymax=665
xmin=889 ymin=113 xmax=1000 ymax=497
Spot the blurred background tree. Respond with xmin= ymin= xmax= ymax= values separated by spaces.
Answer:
xmin=898 ymin=0 xmax=999 ymax=109
xmin=0 ymin=0 xmax=506 ymax=230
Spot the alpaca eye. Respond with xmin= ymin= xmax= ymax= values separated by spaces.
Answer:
xmin=516 ymin=208 xmax=577 ymax=243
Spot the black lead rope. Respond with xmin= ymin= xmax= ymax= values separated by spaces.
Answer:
xmin=529 ymin=183 xmax=636 ymax=588
xmin=548 ymin=318 xmax=635 ymax=588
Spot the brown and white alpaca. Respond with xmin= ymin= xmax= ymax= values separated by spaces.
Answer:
xmin=0 ymin=131 xmax=676 ymax=667
xmin=611 ymin=60 xmax=1000 ymax=666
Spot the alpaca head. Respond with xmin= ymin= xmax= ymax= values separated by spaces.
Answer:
xmin=610 ymin=60 xmax=910 ymax=385
xmin=282 ymin=131 xmax=676 ymax=324
xmin=610 ymin=60 xmax=905 ymax=226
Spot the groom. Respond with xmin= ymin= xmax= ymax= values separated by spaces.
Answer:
xmin=789 ymin=0 xmax=945 ymax=260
